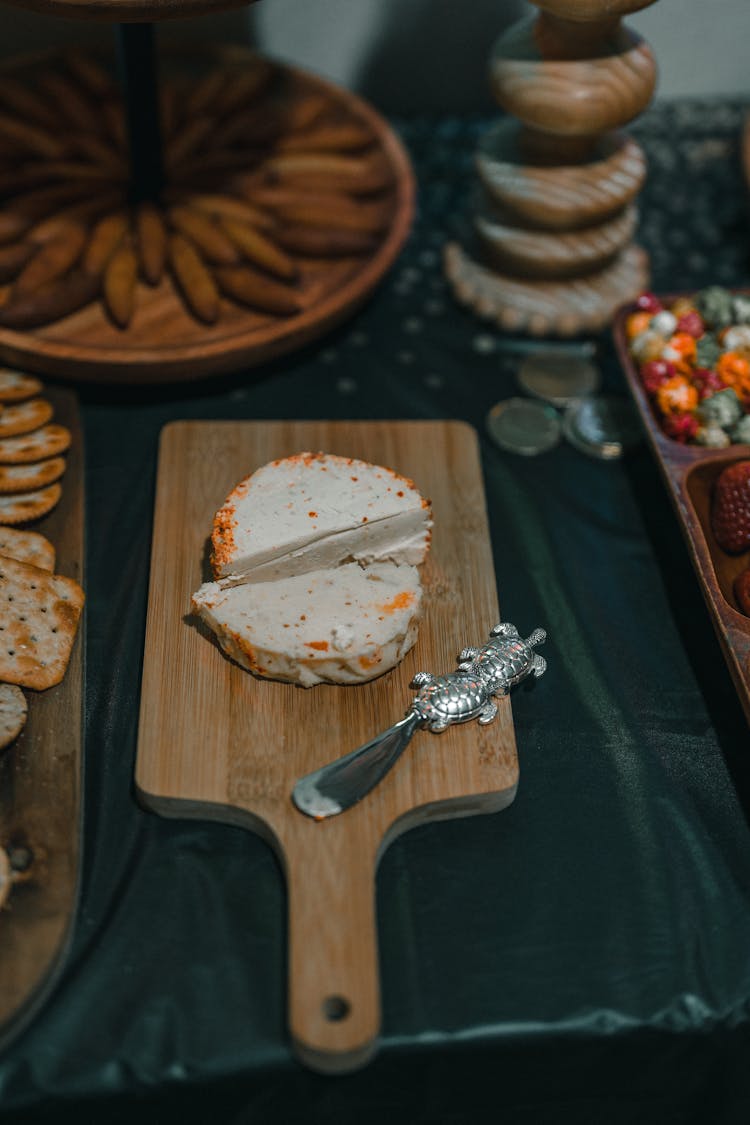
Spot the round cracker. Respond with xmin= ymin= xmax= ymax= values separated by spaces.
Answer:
xmin=0 ymin=398 xmax=54 ymax=439
xmin=0 ymin=370 xmax=43 ymax=403
xmin=0 ymin=455 xmax=66 ymax=494
xmin=0 ymin=682 xmax=27 ymax=750
xmin=0 ymin=424 xmax=71 ymax=464
xmin=0 ymin=525 xmax=55 ymax=570
xmin=0 ymin=482 xmax=61 ymax=525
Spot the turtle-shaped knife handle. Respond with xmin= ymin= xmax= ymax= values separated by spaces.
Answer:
xmin=291 ymin=623 xmax=546 ymax=819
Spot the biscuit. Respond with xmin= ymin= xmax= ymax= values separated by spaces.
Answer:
xmin=0 ymin=483 xmax=62 ymax=524
xmin=0 ymin=424 xmax=71 ymax=464
xmin=0 ymin=456 xmax=66 ymax=494
xmin=0 ymin=398 xmax=54 ymax=439
xmin=0 ymin=526 xmax=55 ymax=570
xmin=0 ymin=555 xmax=84 ymax=690
xmin=0 ymin=682 xmax=27 ymax=749
xmin=0 ymin=370 xmax=43 ymax=403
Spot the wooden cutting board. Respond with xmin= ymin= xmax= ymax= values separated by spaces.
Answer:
xmin=0 ymin=386 xmax=85 ymax=1050
xmin=135 ymin=420 xmax=519 ymax=1073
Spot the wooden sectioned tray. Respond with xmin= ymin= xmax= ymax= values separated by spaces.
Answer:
xmin=0 ymin=386 xmax=85 ymax=1050
xmin=614 ymin=300 xmax=750 ymax=725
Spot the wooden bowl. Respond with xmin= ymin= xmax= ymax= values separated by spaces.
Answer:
xmin=0 ymin=47 xmax=416 ymax=386
xmin=613 ymin=296 xmax=750 ymax=724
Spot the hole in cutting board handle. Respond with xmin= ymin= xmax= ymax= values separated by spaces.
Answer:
xmin=323 ymin=995 xmax=351 ymax=1022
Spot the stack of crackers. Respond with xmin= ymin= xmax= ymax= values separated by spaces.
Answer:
xmin=0 ymin=370 xmax=83 ymax=754
xmin=0 ymin=370 xmax=71 ymax=525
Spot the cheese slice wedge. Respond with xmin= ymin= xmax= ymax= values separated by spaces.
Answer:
xmin=210 ymin=451 xmax=432 ymax=583
xmin=193 ymin=452 xmax=432 ymax=686
xmin=192 ymin=562 xmax=422 ymax=687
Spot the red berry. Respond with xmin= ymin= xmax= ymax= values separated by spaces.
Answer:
xmin=662 ymin=411 xmax=699 ymax=442
xmin=636 ymin=291 xmax=663 ymax=314
xmin=692 ymin=367 xmax=725 ymax=399
xmin=711 ymin=460 xmax=750 ymax=554
xmin=734 ymin=568 xmax=750 ymax=616
xmin=640 ymin=359 xmax=676 ymax=394
xmin=675 ymin=310 xmax=705 ymax=338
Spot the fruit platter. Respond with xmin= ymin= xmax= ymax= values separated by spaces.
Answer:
xmin=614 ymin=287 xmax=750 ymax=725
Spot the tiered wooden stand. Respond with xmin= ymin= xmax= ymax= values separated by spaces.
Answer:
xmin=0 ymin=16 xmax=414 ymax=383
xmin=445 ymin=0 xmax=658 ymax=337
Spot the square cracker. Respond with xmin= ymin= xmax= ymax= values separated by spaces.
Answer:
xmin=0 ymin=526 xmax=55 ymax=571
xmin=0 ymin=555 xmax=84 ymax=690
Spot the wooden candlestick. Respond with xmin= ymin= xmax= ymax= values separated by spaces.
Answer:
xmin=445 ymin=0 xmax=659 ymax=337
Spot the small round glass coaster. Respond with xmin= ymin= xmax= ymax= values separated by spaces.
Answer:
xmin=563 ymin=395 xmax=642 ymax=460
xmin=486 ymin=397 xmax=562 ymax=456
xmin=517 ymin=352 xmax=601 ymax=408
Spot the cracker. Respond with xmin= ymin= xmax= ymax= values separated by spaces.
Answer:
xmin=0 ymin=424 xmax=71 ymax=464
xmin=0 ymin=398 xmax=54 ymax=439
xmin=0 ymin=456 xmax=66 ymax=495
xmin=0 ymin=526 xmax=55 ymax=570
xmin=0 ymin=483 xmax=61 ymax=525
xmin=0 ymin=370 xmax=43 ymax=403
xmin=0 ymin=555 xmax=84 ymax=690
xmin=0 ymin=682 xmax=27 ymax=749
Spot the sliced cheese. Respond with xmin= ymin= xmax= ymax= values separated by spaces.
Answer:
xmin=211 ymin=451 xmax=432 ymax=583
xmin=192 ymin=562 xmax=422 ymax=687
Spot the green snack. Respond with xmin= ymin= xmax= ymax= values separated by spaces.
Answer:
xmin=729 ymin=414 xmax=750 ymax=444
xmin=696 ymin=286 xmax=735 ymax=330
xmin=695 ymin=332 xmax=722 ymax=369
xmin=696 ymin=424 xmax=731 ymax=448
xmin=697 ymin=386 xmax=742 ymax=428
xmin=731 ymin=295 xmax=750 ymax=326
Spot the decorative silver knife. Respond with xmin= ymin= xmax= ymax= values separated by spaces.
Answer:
xmin=291 ymin=622 xmax=547 ymax=820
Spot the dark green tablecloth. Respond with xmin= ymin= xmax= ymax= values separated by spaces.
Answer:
xmin=3 ymin=100 xmax=750 ymax=1125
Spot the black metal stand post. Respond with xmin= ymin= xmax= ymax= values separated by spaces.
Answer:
xmin=116 ymin=23 xmax=164 ymax=204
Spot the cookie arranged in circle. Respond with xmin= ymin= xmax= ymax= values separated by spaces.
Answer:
xmin=0 ymin=424 xmax=71 ymax=464
xmin=0 ymin=398 xmax=54 ymax=439
xmin=0 ymin=483 xmax=62 ymax=525
xmin=0 ymin=554 xmax=85 ymax=690
xmin=0 ymin=456 xmax=66 ymax=495
xmin=0 ymin=526 xmax=55 ymax=571
xmin=0 ymin=682 xmax=27 ymax=750
xmin=0 ymin=370 xmax=43 ymax=403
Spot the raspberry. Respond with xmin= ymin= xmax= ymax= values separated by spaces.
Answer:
xmin=676 ymin=310 xmax=705 ymax=338
xmin=734 ymin=568 xmax=750 ymax=616
xmin=636 ymin=291 xmax=663 ymax=314
xmin=711 ymin=460 xmax=750 ymax=554
xmin=692 ymin=367 xmax=725 ymax=400
xmin=662 ymin=411 xmax=699 ymax=442
xmin=640 ymin=359 xmax=676 ymax=394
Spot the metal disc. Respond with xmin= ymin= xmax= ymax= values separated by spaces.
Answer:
xmin=486 ymin=397 xmax=561 ymax=456
xmin=562 ymin=395 xmax=642 ymax=460
xmin=517 ymin=352 xmax=601 ymax=407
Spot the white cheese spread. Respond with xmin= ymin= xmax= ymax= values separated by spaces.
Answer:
xmin=192 ymin=562 xmax=422 ymax=687
xmin=193 ymin=452 xmax=432 ymax=686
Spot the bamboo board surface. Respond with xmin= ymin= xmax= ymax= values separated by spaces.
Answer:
xmin=0 ymin=386 xmax=85 ymax=1049
xmin=135 ymin=420 xmax=518 ymax=1073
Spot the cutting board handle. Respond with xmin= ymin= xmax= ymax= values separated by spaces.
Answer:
xmin=284 ymin=830 xmax=381 ymax=1074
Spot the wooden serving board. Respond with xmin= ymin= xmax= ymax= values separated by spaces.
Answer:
xmin=0 ymin=386 xmax=85 ymax=1049
xmin=135 ymin=420 xmax=519 ymax=1073
xmin=614 ymin=301 xmax=750 ymax=725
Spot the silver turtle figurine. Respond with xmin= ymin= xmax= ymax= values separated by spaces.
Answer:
xmin=292 ymin=621 xmax=548 ymax=818
xmin=410 ymin=623 xmax=547 ymax=732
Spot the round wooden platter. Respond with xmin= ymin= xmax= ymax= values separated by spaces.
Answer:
xmin=0 ymin=47 xmax=416 ymax=385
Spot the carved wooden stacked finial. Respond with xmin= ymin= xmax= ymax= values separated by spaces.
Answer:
xmin=445 ymin=0 xmax=659 ymax=337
